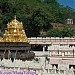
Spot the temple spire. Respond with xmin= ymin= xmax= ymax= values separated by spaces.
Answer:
xmin=0 ymin=16 xmax=29 ymax=42
xmin=14 ymin=15 xmax=16 ymax=21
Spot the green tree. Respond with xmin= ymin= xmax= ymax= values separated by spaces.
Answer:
xmin=47 ymin=28 xmax=62 ymax=37
xmin=25 ymin=8 xmax=52 ymax=37
xmin=47 ymin=26 xmax=74 ymax=37
xmin=62 ymin=26 xmax=74 ymax=37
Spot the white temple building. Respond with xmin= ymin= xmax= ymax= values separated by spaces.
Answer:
xmin=0 ymin=43 xmax=75 ymax=75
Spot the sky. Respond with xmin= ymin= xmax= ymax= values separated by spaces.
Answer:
xmin=56 ymin=0 xmax=75 ymax=9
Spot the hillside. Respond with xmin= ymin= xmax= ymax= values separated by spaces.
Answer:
xmin=0 ymin=0 xmax=75 ymax=37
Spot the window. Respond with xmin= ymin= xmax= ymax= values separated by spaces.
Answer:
xmin=65 ymin=52 xmax=68 ymax=56
xmin=59 ymin=52 xmax=62 ymax=56
xmin=69 ymin=65 xmax=75 ymax=69
xmin=52 ymin=64 xmax=58 ymax=69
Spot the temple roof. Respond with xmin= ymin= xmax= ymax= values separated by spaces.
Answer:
xmin=0 ymin=16 xmax=29 ymax=42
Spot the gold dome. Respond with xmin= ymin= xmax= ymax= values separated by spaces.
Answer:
xmin=0 ymin=16 xmax=29 ymax=42
xmin=7 ymin=16 xmax=23 ymax=29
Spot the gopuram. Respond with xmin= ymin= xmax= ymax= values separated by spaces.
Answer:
xmin=0 ymin=16 xmax=35 ymax=61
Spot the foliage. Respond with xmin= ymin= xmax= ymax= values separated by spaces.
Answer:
xmin=25 ymin=8 xmax=52 ymax=37
xmin=47 ymin=26 xmax=75 ymax=37
xmin=0 ymin=0 xmax=75 ymax=37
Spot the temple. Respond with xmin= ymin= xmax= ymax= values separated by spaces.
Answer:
xmin=0 ymin=16 xmax=35 ymax=61
xmin=0 ymin=16 xmax=29 ymax=42
xmin=0 ymin=17 xmax=75 ymax=75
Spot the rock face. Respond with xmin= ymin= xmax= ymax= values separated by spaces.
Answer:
xmin=0 ymin=16 xmax=35 ymax=61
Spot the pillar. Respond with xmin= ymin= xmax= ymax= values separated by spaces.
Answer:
xmin=43 ymin=45 xmax=46 ymax=54
xmin=15 ymin=50 xmax=17 ymax=59
xmin=3 ymin=49 xmax=6 ymax=58
xmin=47 ymin=45 xmax=50 ymax=56
xmin=8 ymin=50 xmax=10 ymax=59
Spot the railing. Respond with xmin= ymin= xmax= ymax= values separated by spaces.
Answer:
xmin=28 ymin=37 xmax=75 ymax=44
xmin=34 ymin=51 xmax=49 ymax=56
xmin=42 ymin=68 xmax=75 ymax=75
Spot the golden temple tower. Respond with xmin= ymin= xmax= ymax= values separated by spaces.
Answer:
xmin=1 ymin=16 xmax=29 ymax=42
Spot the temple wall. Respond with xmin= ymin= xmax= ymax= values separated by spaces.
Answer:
xmin=0 ymin=58 xmax=74 ymax=75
